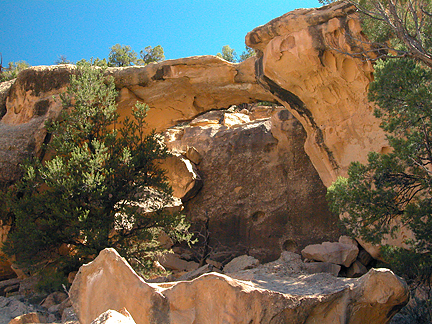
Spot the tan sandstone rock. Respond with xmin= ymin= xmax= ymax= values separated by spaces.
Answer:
xmin=91 ymin=309 xmax=136 ymax=324
xmin=347 ymin=260 xmax=368 ymax=278
xmin=0 ymin=1 xmax=406 ymax=270
xmin=246 ymin=2 xmax=387 ymax=187
xmin=1 ymin=2 xmax=387 ymax=189
xmin=8 ymin=312 xmax=42 ymax=324
xmin=157 ymin=154 xmax=202 ymax=201
xmin=301 ymin=241 xmax=359 ymax=267
xmin=157 ymin=253 xmax=199 ymax=272
xmin=302 ymin=262 xmax=341 ymax=276
xmin=165 ymin=108 xmax=340 ymax=263
xmin=70 ymin=248 xmax=409 ymax=324
xmin=223 ymin=255 xmax=260 ymax=273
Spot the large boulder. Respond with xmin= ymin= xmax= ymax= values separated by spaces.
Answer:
xmin=301 ymin=241 xmax=359 ymax=267
xmin=70 ymin=248 xmax=409 ymax=324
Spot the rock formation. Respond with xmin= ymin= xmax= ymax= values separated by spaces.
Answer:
xmin=0 ymin=0 xmax=397 ymax=275
xmin=0 ymin=1 xmax=387 ymax=187
xmin=70 ymin=248 xmax=409 ymax=324
xmin=165 ymin=106 xmax=340 ymax=263
xmin=245 ymin=1 xmax=387 ymax=187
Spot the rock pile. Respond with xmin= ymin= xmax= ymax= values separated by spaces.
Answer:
xmin=0 ymin=285 xmax=77 ymax=323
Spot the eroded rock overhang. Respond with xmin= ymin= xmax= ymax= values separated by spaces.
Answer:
xmin=0 ymin=1 xmax=387 ymax=187
xmin=246 ymin=1 xmax=387 ymax=186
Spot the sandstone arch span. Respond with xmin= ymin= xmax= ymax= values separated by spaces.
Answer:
xmin=1 ymin=3 xmax=385 ymax=187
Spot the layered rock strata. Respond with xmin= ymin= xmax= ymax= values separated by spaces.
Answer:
xmin=70 ymin=248 xmax=409 ymax=324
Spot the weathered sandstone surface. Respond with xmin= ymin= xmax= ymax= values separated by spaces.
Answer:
xmin=0 ymin=0 xmax=399 ymax=299
xmin=165 ymin=107 xmax=340 ymax=262
xmin=70 ymin=248 xmax=409 ymax=324
xmin=246 ymin=1 xmax=386 ymax=187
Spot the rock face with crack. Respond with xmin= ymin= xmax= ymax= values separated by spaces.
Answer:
xmin=70 ymin=248 xmax=409 ymax=324
xmin=165 ymin=107 xmax=340 ymax=263
xmin=245 ymin=1 xmax=387 ymax=187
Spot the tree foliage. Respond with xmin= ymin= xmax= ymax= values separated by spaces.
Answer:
xmin=138 ymin=45 xmax=165 ymax=65
xmin=108 ymin=44 xmax=165 ymax=67
xmin=0 ymin=61 xmax=30 ymax=82
xmin=239 ymin=46 xmax=256 ymax=61
xmin=108 ymin=44 xmax=138 ymax=67
xmin=217 ymin=45 xmax=238 ymax=62
xmin=3 ymin=61 xmax=191 ymax=274
xmin=55 ymin=55 xmax=73 ymax=65
xmin=216 ymin=45 xmax=256 ymax=63
xmin=325 ymin=0 xmax=432 ymax=289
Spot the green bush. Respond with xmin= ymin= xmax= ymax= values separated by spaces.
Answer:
xmin=3 ymin=61 xmax=192 ymax=276
xmin=0 ymin=61 xmax=30 ymax=82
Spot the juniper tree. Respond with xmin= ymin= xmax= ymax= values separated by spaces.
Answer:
xmin=3 ymin=61 xmax=191 ymax=275
xmin=323 ymin=0 xmax=432 ymax=287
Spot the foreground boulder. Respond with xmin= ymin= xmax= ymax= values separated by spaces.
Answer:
xmin=70 ymin=248 xmax=409 ymax=324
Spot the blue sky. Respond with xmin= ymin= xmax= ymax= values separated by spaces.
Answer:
xmin=1 ymin=1 xmax=322 ymax=66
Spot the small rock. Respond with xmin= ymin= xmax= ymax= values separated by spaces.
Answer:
xmin=41 ymin=291 xmax=68 ymax=309
xmin=0 ymin=279 xmax=21 ymax=296
xmin=347 ymin=260 xmax=368 ymax=278
xmin=302 ymin=262 xmax=341 ymax=276
xmin=223 ymin=255 xmax=260 ymax=273
xmin=90 ymin=309 xmax=136 ymax=324
xmin=177 ymin=264 xmax=218 ymax=281
xmin=8 ymin=312 xmax=42 ymax=324
xmin=58 ymin=297 xmax=72 ymax=317
xmin=339 ymin=235 xmax=357 ymax=247
xmin=157 ymin=231 xmax=174 ymax=250
xmin=62 ymin=306 xmax=78 ymax=323
xmin=279 ymin=251 xmax=301 ymax=263
xmin=4 ymin=284 xmax=20 ymax=295
xmin=48 ymin=303 xmax=61 ymax=314
xmin=185 ymin=146 xmax=202 ymax=165
xmin=157 ymin=253 xmax=199 ymax=272
xmin=189 ymin=110 xmax=224 ymax=127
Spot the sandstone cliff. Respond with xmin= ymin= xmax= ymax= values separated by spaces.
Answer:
xmin=0 ymin=0 xmax=396 ymax=286
xmin=0 ymin=2 xmax=412 ymax=322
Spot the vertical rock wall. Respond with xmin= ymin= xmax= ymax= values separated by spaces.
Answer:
xmin=246 ymin=2 xmax=387 ymax=186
